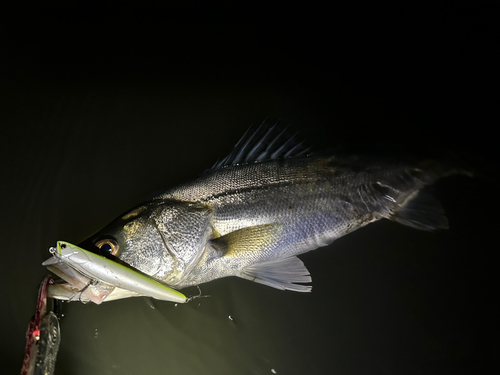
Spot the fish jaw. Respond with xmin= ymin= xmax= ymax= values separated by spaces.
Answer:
xmin=42 ymin=241 xmax=187 ymax=304
xmin=46 ymin=282 xmax=144 ymax=303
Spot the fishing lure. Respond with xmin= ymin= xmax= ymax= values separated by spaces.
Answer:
xmin=42 ymin=241 xmax=187 ymax=304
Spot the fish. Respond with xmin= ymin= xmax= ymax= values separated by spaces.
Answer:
xmin=48 ymin=124 xmax=470 ymax=302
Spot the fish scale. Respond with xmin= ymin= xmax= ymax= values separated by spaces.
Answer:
xmin=148 ymin=154 xmax=452 ymax=289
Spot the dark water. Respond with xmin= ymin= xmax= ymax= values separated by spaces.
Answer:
xmin=1 ymin=4 xmax=495 ymax=375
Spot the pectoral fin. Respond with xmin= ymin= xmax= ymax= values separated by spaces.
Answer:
xmin=238 ymin=256 xmax=312 ymax=292
xmin=211 ymin=223 xmax=283 ymax=257
xmin=210 ymin=224 xmax=311 ymax=291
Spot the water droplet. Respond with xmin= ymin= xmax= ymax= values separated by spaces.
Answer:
xmin=174 ymin=304 xmax=178 ymax=307
xmin=271 ymin=369 xmax=277 ymax=374
xmin=228 ymin=315 xmax=233 ymax=321
xmin=94 ymin=328 xmax=98 ymax=338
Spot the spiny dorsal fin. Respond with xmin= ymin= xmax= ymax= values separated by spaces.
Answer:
xmin=211 ymin=121 xmax=311 ymax=169
xmin=238 ymin=256 xmax=312 ymax=292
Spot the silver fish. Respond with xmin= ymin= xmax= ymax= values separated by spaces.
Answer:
xmin=72 ymin=125 xmax=467 ymax=299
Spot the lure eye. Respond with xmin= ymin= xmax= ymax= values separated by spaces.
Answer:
xmin=95 ymin=239 xmax=119 ymax=256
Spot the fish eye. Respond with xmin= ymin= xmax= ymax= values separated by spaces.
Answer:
xmin=95 ymin=239 xmax=119 ymax=256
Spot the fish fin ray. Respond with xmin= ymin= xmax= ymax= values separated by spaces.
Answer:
xmin=238 ymin=256 xmax=312 ymax=292
xmin=392 ymin=190 xmax=449 ymax=230
xmin=211 ymin=121 xmax=311 ymax=169
xmin=210 ymin=224 xmax=283 ymax=257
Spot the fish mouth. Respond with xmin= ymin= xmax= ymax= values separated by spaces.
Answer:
xmin=42 ymin=241 xmax=187 ymax=304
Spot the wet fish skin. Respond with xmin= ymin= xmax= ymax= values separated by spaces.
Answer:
xmin=84 ymin=138 xmax=459 ymax=294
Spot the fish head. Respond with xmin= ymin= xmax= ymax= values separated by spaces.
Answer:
xmin=80 ymin=202 xmax=174 ymax=280
xmin=42 ymin=200 xmax=198 ymax=303
xmin=79 ymin=199 xmax=213 ymax=286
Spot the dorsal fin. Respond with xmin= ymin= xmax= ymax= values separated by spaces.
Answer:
xmin=211 ymin=121 xmax=311 ymax=169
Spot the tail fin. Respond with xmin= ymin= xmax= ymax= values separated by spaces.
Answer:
xmin=382 ymin=159 xmax=473 ymax=231
xmin=391 ymin=189 xmax=448 ymax=231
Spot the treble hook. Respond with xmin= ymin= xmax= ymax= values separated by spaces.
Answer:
xmin=76 ymin=279 xmax=97 ymax=304
xmin=186 ymin=285 xmax=211 ymax=303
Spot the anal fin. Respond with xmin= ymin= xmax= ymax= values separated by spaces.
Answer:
xmin=238 ymin=256 xmax=312 ymax=292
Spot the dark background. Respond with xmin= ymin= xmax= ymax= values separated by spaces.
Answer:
xmin=1 ymin=3 xmax=496 ymax=374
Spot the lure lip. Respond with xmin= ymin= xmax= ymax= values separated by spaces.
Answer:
xmin=42 ymin=241 xmax=187 ymax=304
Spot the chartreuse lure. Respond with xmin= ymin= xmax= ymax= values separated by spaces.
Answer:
xmin=42 ymin=241 xmax=187 ymax=304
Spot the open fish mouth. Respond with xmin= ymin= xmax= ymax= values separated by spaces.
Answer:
xmin=42 ymin=241 xmax=187 ymax=304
